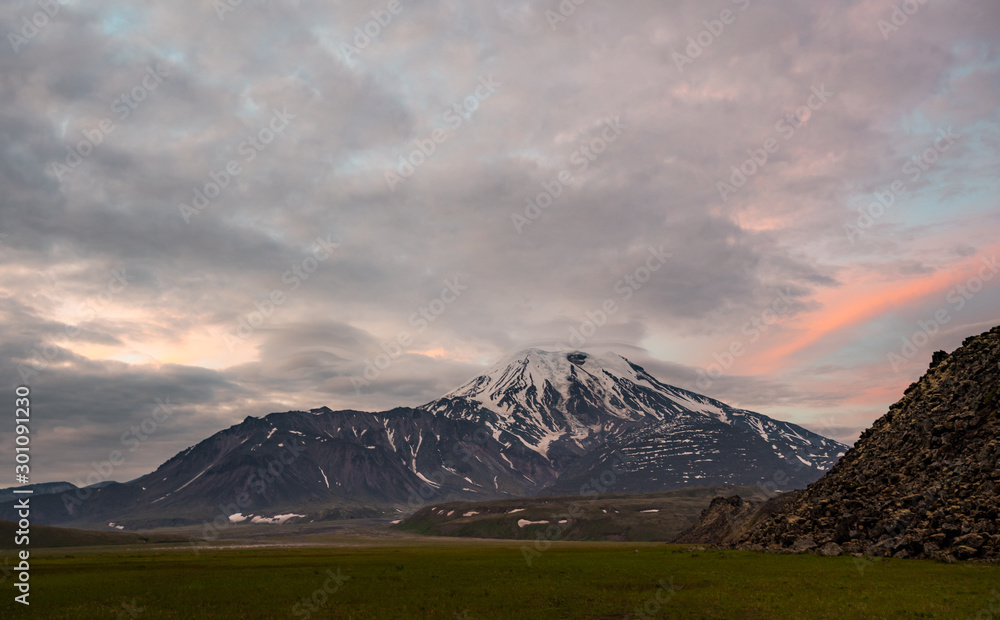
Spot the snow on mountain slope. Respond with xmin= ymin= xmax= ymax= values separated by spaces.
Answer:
xmin=5 ymin=348 xmax=848 ymax=528
xmin=422 ymin=349 xmax=845 ymax=471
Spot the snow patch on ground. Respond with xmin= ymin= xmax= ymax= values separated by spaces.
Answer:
xmin=507 ymin=508 xmax=525 ymax=514
xmin=517 ymin=519 xmax=548 ymax=528
xmin=228 ymin=513 xmax=248 ymax=523
xmin=250 ymin=513 xmax=304 ymax=524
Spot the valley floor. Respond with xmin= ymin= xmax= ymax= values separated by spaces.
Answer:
xmin=2 ymin=531 xmax=997 ymax=619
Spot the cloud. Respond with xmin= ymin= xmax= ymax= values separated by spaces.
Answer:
xmin=1 ymin=0 xmax=998 ymax=481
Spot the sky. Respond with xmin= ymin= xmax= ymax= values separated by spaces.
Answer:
xmin=1 ymin=0 xmax=998 ymax=484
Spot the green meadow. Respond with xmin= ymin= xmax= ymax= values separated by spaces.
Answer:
xmin=2 ymin=542 xmax=997 ymax=619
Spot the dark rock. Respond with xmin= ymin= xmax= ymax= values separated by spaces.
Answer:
xmin=953 ymin=546 xmax=979 ymax=559
xmin=954 ymin=533 xmax=984 ymax=548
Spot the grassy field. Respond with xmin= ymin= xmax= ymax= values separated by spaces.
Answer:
xmin=1 ymin=542 xmax=997 ymax=619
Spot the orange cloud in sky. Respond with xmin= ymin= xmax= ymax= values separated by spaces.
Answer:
xmin=412 ymin=347 xmax=450 ymax=359
xmin=747 ymin=246 xmax=1000 ymax=374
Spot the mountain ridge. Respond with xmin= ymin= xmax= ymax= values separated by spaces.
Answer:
xmin=0 ymin=348 xmax=847 ymax=528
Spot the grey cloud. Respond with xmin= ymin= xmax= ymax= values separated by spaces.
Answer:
xmin=1 ymin=0 xmax=997 ymax=481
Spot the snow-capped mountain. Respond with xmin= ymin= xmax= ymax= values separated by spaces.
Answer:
xmin=424 ymin=348 xmax=846 ymax=483
xmin=2 ymin=348 xmax=848 ymax=528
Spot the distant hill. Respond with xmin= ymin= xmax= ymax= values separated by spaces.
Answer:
xmin=0 ymin=482 xmax=77 ymax=503
xmin=397 ymin=485 xmax=767 ymax=542
xmin=0 ymin=520 xmax=185 ymax=548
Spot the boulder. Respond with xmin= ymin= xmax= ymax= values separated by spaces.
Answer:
xmin=953 ymin=533 xmax=984 ymax=548
xmin=953 ymin=546 xmax=979 ymax=560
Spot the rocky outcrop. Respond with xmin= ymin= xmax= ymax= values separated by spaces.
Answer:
xmin=672 ymin=491 xmax=805 ymax=545
xmin=672 ymin=495 xmax=762 ymax=544
xmin=731 ymin=326 xmax=1000 ymax=561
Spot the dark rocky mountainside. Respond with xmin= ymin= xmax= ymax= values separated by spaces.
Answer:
xmin=688 ymin=326 xmax=1000 ymax=561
